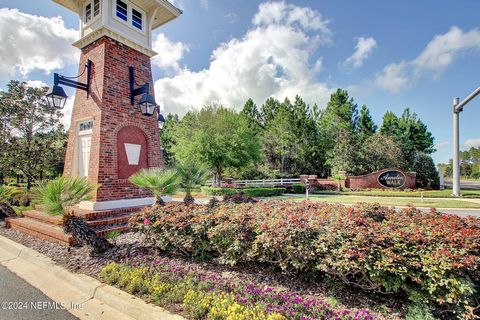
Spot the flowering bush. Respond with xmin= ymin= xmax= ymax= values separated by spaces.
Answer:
xmin=131 ymin=201 xmax=480 ymax=317
xmin=99 ymin=257 xmax=374 ymax=320
xmin=201 ymin=187 xmax=286 ymax=197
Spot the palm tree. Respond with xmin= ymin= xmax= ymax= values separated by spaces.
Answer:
xmin=129 ymin=168 xmax=179 ymax=206
xmin=33 ymin=176 xmax=97 ymax=216
xmin=33 ymin=176 xmax=112 ymax=253
xmin=176 ymin=162 xmax=209 ymax=204
xmin=0 ymin=185 xmax=16 ymax=219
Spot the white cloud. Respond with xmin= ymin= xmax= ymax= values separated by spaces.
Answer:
xmin=25 ymin=80 xmax=48 ymax=88
xmin=465 ymin=138 xmax=480 ymax=149
xmin=375 ymin=26 xmax=480 ymax=93
xmin=0 ymin=8 xmax=78 ymax=79
xmin=436 ymin=140 xmax=450 ymax=149
xmin=252 ymin=1 xmax=332 ymax=44
xmin=343 ymin=37 xmax=377 ymax=69
xmin=200 ymin=0 xmax=208 ymax=10
xmin=154 ymin=2 xmax=333 ymax=115
xmin=60 ymin=95 xmax=75 ymax=129
xmin=414 ymin=26 xmax=480 ymax=71
xmin=151 ymin=33 xmax=189 ymax=73
xmin=375 ymin=61 xmax=409 ymax=93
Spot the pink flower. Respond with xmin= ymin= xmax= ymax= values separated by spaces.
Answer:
xmin=143 ymin=218 xmax=150 ymax=225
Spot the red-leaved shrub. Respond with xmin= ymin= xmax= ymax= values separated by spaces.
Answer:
xmin=130 ymin=201 xmax=480 ymax=317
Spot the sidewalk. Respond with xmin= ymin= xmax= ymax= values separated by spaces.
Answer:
xmin=0 ymin=235 xmax=184 ymax=320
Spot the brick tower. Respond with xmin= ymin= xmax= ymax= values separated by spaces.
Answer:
xmin=53 ymin=0 xmax=181 ymax=210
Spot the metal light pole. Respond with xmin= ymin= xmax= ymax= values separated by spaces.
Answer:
xmin=452 ymin=86 xmax=480 ymax=197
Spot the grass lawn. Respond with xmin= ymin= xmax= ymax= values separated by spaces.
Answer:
xmin=311 ymin=188 xmax=480 ymax=198
xmin=275 ymin=194 xmax=480 ymax=208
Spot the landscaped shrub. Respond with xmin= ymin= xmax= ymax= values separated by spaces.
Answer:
xmin=222 ymin=192 xmax=258 ymax=204
xmin=99 ymin=258 xmax=374 ymax=320
xmin=292 ymin=183 xmax=306 ymax=194
xmin=11 ymin=193 xmax=33 ymax=207
xmin=201 ymin=187 xmax=285 ymax=197
xmin=0 ymin=185 xmax=17 ymax=219
xmin=131 ymin=201 xmax=480 ymax=318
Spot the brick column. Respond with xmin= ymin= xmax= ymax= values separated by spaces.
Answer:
xmin=64 ymin=36 xmax=162 ymax=206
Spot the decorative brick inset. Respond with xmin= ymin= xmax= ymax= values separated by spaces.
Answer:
xmin=117 ymin=126 xmax=148 ymax=179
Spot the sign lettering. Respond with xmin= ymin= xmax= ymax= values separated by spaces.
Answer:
xmin=377 ymin=170 xmax=406 ymax=188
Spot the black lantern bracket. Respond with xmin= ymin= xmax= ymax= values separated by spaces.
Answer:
xmin=54 ymin=59 xmax=92 ymax=97
xmin=129 ymin=66 xmax=151 ymax=105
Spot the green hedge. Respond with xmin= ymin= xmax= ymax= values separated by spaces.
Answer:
xmin=292 ymin=183 xmax=306 ymax=194
xmin=201 ymin=187 xmax=285 ymax=197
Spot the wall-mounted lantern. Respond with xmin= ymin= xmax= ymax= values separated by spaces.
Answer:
xmin=45 ymin=60 xmax=92 ymax=109
xmin=129 ymin=66 xmax=165 ymax=127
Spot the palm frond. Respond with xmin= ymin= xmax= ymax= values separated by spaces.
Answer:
xmin=32 ymin=176 xmax=97 ymax=216
xmin=0 ymin=186 xmax=15 ymax=203
xmin=176 ymin=162 xmax=209 ymax=192
xmin=129 ymin=168 xmax=179 ymax=197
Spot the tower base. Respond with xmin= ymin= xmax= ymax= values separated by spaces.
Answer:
xmin=78 ymin=197 xmax=154 ymax=211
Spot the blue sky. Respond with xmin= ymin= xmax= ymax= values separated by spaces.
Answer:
xmin=0 ymin=0 xmax=479 ymax=164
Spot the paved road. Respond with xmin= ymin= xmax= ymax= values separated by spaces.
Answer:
xmin=0 ymin=265 xmax=78 ymax=320
xmin=445 ymin=180 xmax=480 ymax=190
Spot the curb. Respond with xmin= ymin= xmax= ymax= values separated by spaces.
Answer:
xmin=0 ymin=234 xmax=184 ymax=320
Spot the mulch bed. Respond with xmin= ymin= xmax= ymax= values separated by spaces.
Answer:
xmin=0 ymin=221 xmax=405 ymax=319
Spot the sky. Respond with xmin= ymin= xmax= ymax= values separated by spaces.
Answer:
xmin=0 ymin=0 xmax=479 ymax=164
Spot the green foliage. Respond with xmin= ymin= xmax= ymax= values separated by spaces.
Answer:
xmin=105 ymin=230 xmax=121 ymax=240
xmin=0 ymin=185 xmax=15 ymax=203
xmin=132 ymin=201 xmax=480 ymax=318
xmin=0 ymin=81 xmax=66 ymax=189
xmin=439 ymin=146 xmax=480 ymax=179
xmin=292 ymin=183 xmax=306 ymax=194
xmin=321 ymin=89 xmax=360 ymax=175
xmin=413 ymin=153 xmax=440 ymax=189
xmin=357 ymin=105 xmax=377 ymax=143
xmin=171 ymin=106 xmax=261 ymax=186
xmin=0 ymin=185 xmax=17 ymax=219
xmin=405 ymin=303 xmax=436 ymax=320
xmin=10 ymin=193 xmax=33 ymax=207
xmin=129 ymin=168 xmax=179 ymax=205
xmin=357 ymin=133 xmax=408 ymax=175
xmin=380 ymin=108 xmax=435 ymax=166
xmin=176 ymin=162 xmax=209 ymax=204
xmin=201 ymin=187 xmax=285 ymax=197
xmin=156 ymin=91 xmax=436 ymax=180
xmin=327 ymin=129 xmax=359 ymax=175
xmin=159 ymin=113 xmax=180 ymax=167
xmin=32 ymin=176 xmax=97 ymax=216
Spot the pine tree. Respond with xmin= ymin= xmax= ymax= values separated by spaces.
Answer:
xmin=357 ymin=105 xmax=377 ymax=143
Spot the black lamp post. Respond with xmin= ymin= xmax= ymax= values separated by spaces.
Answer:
xmin=129 ymin=66 xmax=165 ymax=127
xmin=45 ymin=60 xmax=92 ymax=109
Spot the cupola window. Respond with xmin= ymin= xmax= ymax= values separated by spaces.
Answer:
xmin=116 ymin=0 xmax=128 ymax=22
xmin=132 ymin=8 xmax=142 ymax=30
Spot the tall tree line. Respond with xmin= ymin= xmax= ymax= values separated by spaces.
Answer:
xmin=438 ymin=147 xmax=480 ymax=179
xmin=0 ymin=81 xmax=67 ymax=188
xmin=161 ymin=88 xmax=438 ymax=187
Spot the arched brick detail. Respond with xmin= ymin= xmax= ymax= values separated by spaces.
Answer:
xmin=117 ymin=126 xmax=149 ymax=179
xmin=111 ymin=121 xmax=158 ymax=180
